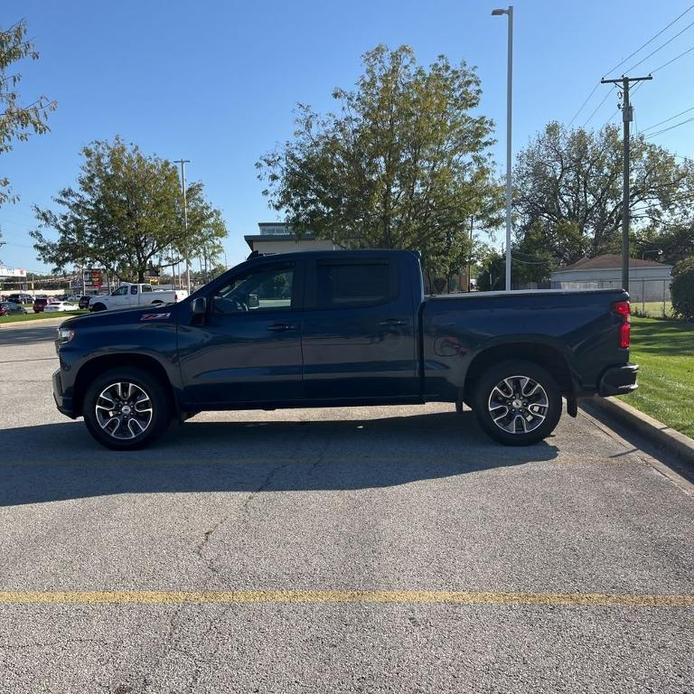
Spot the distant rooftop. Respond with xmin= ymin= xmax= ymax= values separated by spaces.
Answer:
xmin=257 ymin=222 xmax=294 ymax=236
xmin=557 ymin=254 xmax=672 ymax=272
xmin=245 ymin=222 xmax=320 ymax=249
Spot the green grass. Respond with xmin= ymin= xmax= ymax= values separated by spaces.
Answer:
xmin=0 ymin=310 xmax=86 ymax=324
xmin=619 ymin=315 xmax=694 ymax=438
xmin=631 ymin=301 xmax=674 ymax=319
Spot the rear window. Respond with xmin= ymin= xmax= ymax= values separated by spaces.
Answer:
xmin=316 ymin=262 xmax=393 ymax=308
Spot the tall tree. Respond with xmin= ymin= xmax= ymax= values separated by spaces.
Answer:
xmin=258 ymin=45 xmax=502 ymax=278
xmin=514 ymin=122 xmax=694 ymax=267
xmin=634 ymin=221 xmax=694 ymax=266
xmin=1 ymin=20 xmax=56 ymax=206
xmin=31 ymin=138 xmax=227 ymax=282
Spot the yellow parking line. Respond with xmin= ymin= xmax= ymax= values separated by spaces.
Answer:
xmin=0 ymin=590 xmax=692 ymax=607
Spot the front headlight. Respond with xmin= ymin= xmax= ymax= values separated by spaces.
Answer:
xmin=57 ymin=327 xmax=75 ymax=344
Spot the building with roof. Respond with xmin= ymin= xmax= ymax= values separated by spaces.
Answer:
xmin=244 ymin=222 xmax=340 ymax=254
xmin=0 ymin=265 xmax=27 ymax=279
xmin=550 ymin=254 xmax=672 ymax=301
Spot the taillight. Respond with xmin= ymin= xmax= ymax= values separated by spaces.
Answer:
xmin=612 ymin=300 xmax=631 ymax=349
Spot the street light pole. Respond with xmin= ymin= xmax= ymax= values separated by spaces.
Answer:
xmin=174 ymin=159 xmax=191 ymax=293
xmin=492 ymin=5 xmax=513 ymax=292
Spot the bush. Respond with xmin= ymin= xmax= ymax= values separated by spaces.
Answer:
xmin=671 ymin=258 xmax=694 ymax=321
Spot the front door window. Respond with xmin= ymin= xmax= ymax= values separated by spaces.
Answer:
xmin=214 ymin=264 xmax=295 ymax=314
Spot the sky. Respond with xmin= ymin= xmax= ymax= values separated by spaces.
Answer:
xmin=2 ymin=0 xmax=694 ymax=272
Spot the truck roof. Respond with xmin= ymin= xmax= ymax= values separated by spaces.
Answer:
xmin=246 ymin=249 xmax=420 ymax=262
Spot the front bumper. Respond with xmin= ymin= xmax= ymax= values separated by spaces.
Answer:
xmin=52 ymin=368 xmax=76 ymax=418
xmin=598 ymin=362 xmax=639 ymax=396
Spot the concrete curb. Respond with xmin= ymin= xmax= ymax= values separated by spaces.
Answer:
xmin=581 ymin=396 xmax=694 ymax=466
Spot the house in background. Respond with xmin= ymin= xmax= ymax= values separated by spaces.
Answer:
xmin=244 ymin=222 xmax=340 ymax=254
xmin=550 ymin=254 xmax=672 ymax=301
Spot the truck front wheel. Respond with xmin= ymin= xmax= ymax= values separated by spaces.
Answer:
xmin=472 ymin=360 xmax=562 ymax=446
xmin=82 ymin=367 xmax=171 ymax=450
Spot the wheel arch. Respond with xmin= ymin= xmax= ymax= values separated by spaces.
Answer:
xmin=463 ymin=342 xmax=574 ymax=403
xmin=73 ymin=353 xmax=178 ymax=417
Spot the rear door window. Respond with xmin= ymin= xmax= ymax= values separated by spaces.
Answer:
xmin=315 ymin=261 xmax=394 ymax=309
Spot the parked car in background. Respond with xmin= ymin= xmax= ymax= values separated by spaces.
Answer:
xmin=33 ymin=297 xmax=51 ymax=313
xmin=88 ymin=283 xmax=188 ymax=312
xmin=7 ymin=293 xmax=33 ymax=304
xmin=44 ymin=301 xmax=79 ymax=313
xmin=0 ymin=301 xmax=28 ymax=316
xmin=78 ymin=296 xmax=92 ymax=310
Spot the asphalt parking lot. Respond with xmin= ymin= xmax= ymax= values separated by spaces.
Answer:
xmin=0 ymin=320 xmax=692 ymax=693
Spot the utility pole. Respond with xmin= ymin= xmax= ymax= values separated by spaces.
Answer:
xmin=600 ymin=75 xmax=652 ymax=292
xmin=174 ymin=159 xmax=191 ymax=293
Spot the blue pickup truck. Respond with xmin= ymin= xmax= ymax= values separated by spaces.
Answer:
xmin=53 ymin=249 xmax=637 ymax=450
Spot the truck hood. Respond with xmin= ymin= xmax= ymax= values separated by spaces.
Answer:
xmin=60 ymin=304 xmax=179 ymax=329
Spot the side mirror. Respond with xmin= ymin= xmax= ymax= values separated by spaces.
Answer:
xmin=247 ymin=293 xmax=259 ymax=309
xmin=191 ymin=297 xmax=207 ymax=316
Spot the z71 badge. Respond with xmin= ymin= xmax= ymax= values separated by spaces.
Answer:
xmin=140 ymin=312 xmax=171 ymax=321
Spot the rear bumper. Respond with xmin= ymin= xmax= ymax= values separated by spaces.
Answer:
xmin=52 ymin=368 xmax=76 ymax=418
xmin=598 ymin=362 xmax=639 ymax=396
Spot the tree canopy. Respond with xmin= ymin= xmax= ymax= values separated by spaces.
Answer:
xmin=1 ymin=20 xmax=56 ymax=206
xmin=258 ymin=45 xmax=502 ymax=279
xmin=31 ymin=138 xmax=227 ymax=282
xmin=513 ymin=121 xmax=694 ymax=270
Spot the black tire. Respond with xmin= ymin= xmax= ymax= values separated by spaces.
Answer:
xmin=91 ymin=303 xmax=106 ymax=312
xmin=82 ymin=367 xmax=171 ymax=450
xmin=472 ymin=360 xmax=562 ymax=446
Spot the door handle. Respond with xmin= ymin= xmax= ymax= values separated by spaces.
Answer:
xmin=267 ymin=322 xmax=296 ymax=332
xmin=379 ymin=318 xmax=407 ymax=327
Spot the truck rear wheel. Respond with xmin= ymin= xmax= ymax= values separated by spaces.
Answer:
xmin=91 ymin=302 xmax=106 ymax=312
xmin=472 ymin=360 xmax=561 ymax=446
xmin=83 ymin=367 xmax=171 ymax=450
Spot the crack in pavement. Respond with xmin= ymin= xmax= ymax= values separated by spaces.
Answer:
xmin=136 ymin=424 xmax=327 ymax=688
xmin=193 ymin=461 xmax=291 ymax=577
xmin=241 ymin=461 xmax=291 ymax=515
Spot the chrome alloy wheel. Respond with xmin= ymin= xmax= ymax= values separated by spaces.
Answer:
xmin=487 ymin=375 xmax=549 ymax=435
xmin=95 ymin=381 xmax=154 ymax=440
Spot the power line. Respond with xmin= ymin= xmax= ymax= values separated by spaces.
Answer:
xmin=620 ymin=17 xmax=694 ymax=74
xmin=583 ymin=86 xmax=616 ymax=127
xmin=603 ymin=2 xmax=694 ymax=75
xmin=570 ymin=5 xmax=694 ymax=130
xmin=646 ymin=114 xmax=694 ymax=137
xmin=651 ymin=43 xmax=694 ymax=72
xmin=642 ymin=103 xmax=694 ymax=131
xmin=569 ymin=83 xmax=600 ymax=126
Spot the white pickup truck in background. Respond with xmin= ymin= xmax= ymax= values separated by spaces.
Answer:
xmin=88 ymin=283 xmax=188 ymax=312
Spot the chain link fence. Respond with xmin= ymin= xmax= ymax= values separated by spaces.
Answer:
xmin=550 ymin=278 xmax=674 ymax=318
